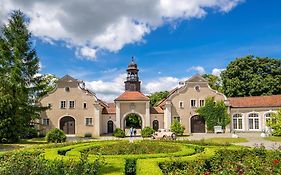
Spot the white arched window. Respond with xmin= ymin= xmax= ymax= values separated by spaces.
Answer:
xmin=233 ymin=114 xmax=243 ymax=130
xmin=265 ymin=112 xmax=276 ymax=125
xmin=248 ymin=113 xmax=259 ymax=130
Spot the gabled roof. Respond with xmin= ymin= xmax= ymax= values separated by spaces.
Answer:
xmin=150 ymin=106 xmax=164 ymax=114
xmin=115 ymin=91 xmax=149 ymax=101
xmin=185 ymin=74 xmax=208 ymax=83
xmin=102 ymin=103 xmax=116 ymax=114
xmin=229 ymin=95 xmax=281 ymax=108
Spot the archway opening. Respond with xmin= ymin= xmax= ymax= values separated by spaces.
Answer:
xmin=125 ymin=113 xmax=142 ymax=129
xmin=153 ymin=120 xmax=159 ymax=131
xmin=191 ymin=115 xmax=205 ymax=133
xmin=60 ymin=116 xmax=75 ymax=134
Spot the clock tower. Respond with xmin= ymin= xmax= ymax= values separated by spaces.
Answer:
xmin=125 ymin=58 xmax=141 ymax=92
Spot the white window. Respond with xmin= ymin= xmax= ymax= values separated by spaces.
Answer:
xmin=190 ymin=100 xmax=197 ymax=107
xmin=85 ymin=118 xmax=93 ymax=126
xmin=199 ymin=100 xmax=205 ymax=107
xmin=265 ymin=113 xmax=276 ymax=125
xmin=248 ymin=113 xmax=259 ymax=130
xmin=60 ymin=101 xmax=66 ymax=109
xmin=233 ymin=114 xmax=243 ymax=130
xmin=83 ymin=102 xmax=87 ymax=109
xmin=179 ymin=101 xmax=184 ymax=109
xmin=69 ymin=101 xmax=75 ymax=109
xmin=173 ymin=116 xmax=180 ymax=122
xmin=42 ymin=118 xmax=49 ymax=126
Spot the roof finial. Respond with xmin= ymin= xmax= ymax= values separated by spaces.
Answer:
xmin=131 ymin=56 xmax=135 ymax=63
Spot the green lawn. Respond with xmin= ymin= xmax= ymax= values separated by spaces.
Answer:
xmin=0 ymin=138 xmax=47 ymax=152
xmin=203 ymin=137 xmax=248 ymax=144
xmin=264 ymin=136 xmax=281 ymax=142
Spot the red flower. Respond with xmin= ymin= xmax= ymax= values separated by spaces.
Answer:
xmin=203 ymin=172 xmax=210 ymax=175
xmin=273 ymin=159 xmax=280 ymax=165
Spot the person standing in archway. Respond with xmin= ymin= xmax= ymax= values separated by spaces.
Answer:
xmin=130 ymin=127 xmax=133 ymax=137
xmin=133 ymin=128 xmax=137 ymax=136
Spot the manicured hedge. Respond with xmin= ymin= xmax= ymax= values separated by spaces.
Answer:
xmin=0 ymin=139 xmax=270 ymax=175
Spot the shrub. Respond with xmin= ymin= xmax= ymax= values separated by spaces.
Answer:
xmin=170 ymin=120 xmax=185 ymax=135
xmin=45 ymin=128 xmax=66 ymax=143
xmin=0 ymin=151 xmax=104 ymax=175
xmin=267 ymin=109 xmax=281 ymax=136
xmin=125 ymin=159 xmax=136 ymax=175
xmin=141 ymin=127 xmax=154 ymax=137
xmin=20 ymin=127 xmax=38 ymax=139
xmin=113 ymin=128 xmax=125 ymax=138
xmin=84 ymin=133 xmax=92 ymax=138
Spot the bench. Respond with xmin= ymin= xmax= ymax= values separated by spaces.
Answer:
xmin=214 ymin=126 xmax=223 ymax=134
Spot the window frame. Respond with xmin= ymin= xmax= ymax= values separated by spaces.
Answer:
xmin=42 ymin=118 xmax=50 ymax=126
xmin=179 ymin=101 xmax=184 ymax=109
xmin=190 ymin=99 xmax=197 ymax=108
xmin=232 ymin=113 xmax=243 ymax=130
xmin=248 ymin=113 xmax=260 ymax=130
xmin=85 ymin=117 xmax=93 ymax=126
xmin=69 ymin=100 xmax=75 ymax=109
xmin=60 ymin=100 xmax=66 ymax=109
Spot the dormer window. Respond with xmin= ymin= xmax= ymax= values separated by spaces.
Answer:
xmin=65 ymin=87 xmax=70 ymax=92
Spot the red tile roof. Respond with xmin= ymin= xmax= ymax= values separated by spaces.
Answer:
xmin=115 ymin=91 xmax=149 ymax=101
xmin=102 ymin=103 xmax=116 ymax=114
xmin=150 ymin=106 xmax=164 ymax=114
xmin=229 ymin=95 xmax=281 ymax=108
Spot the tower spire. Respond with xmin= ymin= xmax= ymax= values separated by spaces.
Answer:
xmin=125 ymin=58 xmax=141 ymax=92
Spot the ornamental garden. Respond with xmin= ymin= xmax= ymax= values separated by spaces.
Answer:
xmin=1 ymin=138 xmax=281 ymax=175
xmin=1 ymin=9 xmax=281 ymax=175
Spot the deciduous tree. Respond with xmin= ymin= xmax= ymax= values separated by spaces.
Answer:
xmin=221 ymin=55 xmax=281 ymax=97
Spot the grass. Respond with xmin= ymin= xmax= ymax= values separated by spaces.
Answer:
xmin=264 ymin=136 xmax=281 ymax=142
xmin=203 ymin=137 xmax=248 ymax=144
xmin=0 ymin=138 xmax=47 ymax=152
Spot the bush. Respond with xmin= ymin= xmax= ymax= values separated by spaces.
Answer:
xmin=46 ymin=128 xmax=66 ymax=143
xmin=125 ymin=159 xmax=136 ymax=175
xmin=267 ymin=109 xmax=281 ymax=136
xmin=84 ymin=133 xmax=92 ymax=138
xmin=141 ymin=127 xmax=154 ymax=137
xmin=0 ymin=151 xmax=104 ymax=175
xmin=113 ymin=128 xmax=125 ymax=138
xmin=170 ymin=120 xmax=185 ymax=135
xmin=20 ymin=127 xmax=38 ymax=139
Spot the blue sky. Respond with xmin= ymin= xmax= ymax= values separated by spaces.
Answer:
xmin=1 ymin=0 xmax=281 ymax=101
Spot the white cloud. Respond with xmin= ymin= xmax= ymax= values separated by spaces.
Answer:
xmin=76 ymin=47 xmax=97 ymax=60
xmin=188 ymin=66 xmax=206 ymax=75
xmin=212 ymin=68 xmax=225 ymax=77
xmin=144 ymin=77 xmax=179 ymax=93
xmin=85 ymin=73 xmax=126 ymax=102
xmin=0 ymin=0 xmax=242 ymax=59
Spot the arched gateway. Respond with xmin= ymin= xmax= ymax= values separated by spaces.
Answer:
xmin=191 ymin=115 xmax=205 ymax=133
xmin=60 ymin=116 xmax=75 ymax=134
xmin=124 ymin=113 xmax=142 ymax=129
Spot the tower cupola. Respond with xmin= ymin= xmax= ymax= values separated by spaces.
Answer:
xmin=125 ymin=57 xmax=141 ymax=92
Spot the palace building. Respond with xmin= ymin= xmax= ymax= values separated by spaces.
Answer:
xmin=39 ymin=59 xmax=281 ymax=136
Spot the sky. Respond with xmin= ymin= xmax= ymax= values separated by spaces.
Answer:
xmin=1 ymin=0 xmax=281 ymax=102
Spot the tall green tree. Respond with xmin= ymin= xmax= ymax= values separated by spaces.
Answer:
xmin=149 ymin=91 xmax=169 ymax=107
xmin=221 ymin=55 xmax=281 ymax=97
xmin=196 ymin=97 xmax=230 ymax=132
xmin=202 ymin=74 xmax=222 ymax=92
xmin=0 ymin=11 xmax=45 ymax=143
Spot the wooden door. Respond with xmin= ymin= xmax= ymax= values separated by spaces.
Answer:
xmin=60 ymin=116 xmax=75 ymax=134
xmin=191 ymin=115 xmax=205 ymax=133
xmin=153 ymin=120 xmax=159 ymax=131
xmin=107 ymin=120 xmax=114 ymax=133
